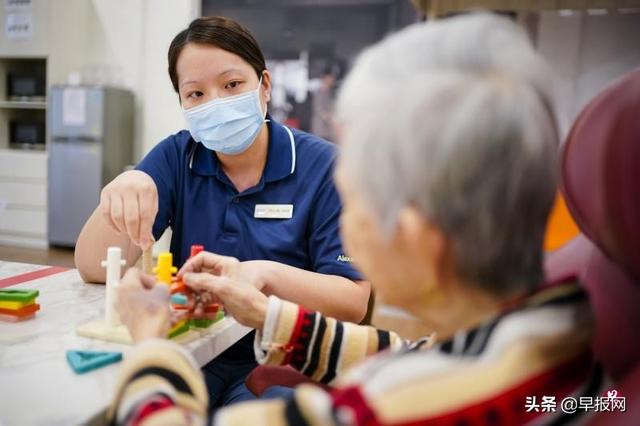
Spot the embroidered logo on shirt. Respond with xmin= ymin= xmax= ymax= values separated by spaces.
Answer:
xmin=336 ymin=254 xmax=353 ymax=263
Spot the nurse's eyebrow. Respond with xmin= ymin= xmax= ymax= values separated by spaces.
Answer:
xmin=180 ymin=80 xmax=198 ymax=89
xmin=217 ymin=68 xmax=244 ymax=77
xmin=179 ymin=69 xmax=245 ymax=89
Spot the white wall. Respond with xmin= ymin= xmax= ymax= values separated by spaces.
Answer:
xmin=536 ymin=11 xmax=640 ymax=138
xmin=49 ymin=0 xmax=200 ymax=160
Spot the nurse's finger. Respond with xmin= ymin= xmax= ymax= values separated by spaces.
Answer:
xmin=122 ymin=191 xmax=141 ymax=245
xmin=178 ymin=252 xmax=239 ymax=277
xmin=100 ymin=191 xmax=120 ymax=233
xmin=110 ymin=193 xmax=127 ymax=234
xmin=138 ymin=189 xmax=157 ymax=250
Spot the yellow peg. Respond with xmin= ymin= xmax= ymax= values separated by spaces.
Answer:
xmin=153 ymin=252 xmax=177 ymax=285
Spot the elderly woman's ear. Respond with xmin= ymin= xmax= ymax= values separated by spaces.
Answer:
xmin=395 ymin=207 xmax=448 ymax=283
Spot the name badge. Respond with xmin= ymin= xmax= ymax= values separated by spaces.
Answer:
xmin=254 ymin=204 xmax=294 ymax=219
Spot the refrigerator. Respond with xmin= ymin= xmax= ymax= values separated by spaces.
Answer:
xmin=48 ymin=86 xmax=134 ymax=247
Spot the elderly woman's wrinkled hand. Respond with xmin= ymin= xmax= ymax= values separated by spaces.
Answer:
xmin=178 ymin=251 xmax=268 ymax=330
xmin=117 ymin=268 xmax=171 ymax=343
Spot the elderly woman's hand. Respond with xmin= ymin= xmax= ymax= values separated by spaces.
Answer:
xmin=117 ymin=268 xmax=171 ymax=343
xmin=178 ymin=252 xmax=268 ymax=330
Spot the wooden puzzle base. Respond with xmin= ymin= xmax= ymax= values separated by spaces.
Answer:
xmin=76 ymin=314 xmax=224 ymax=345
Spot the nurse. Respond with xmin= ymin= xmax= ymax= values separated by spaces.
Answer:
xmin=75 ymin=16 xmax=369 ymax=407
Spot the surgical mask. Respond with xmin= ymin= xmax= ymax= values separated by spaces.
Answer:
xmin=183 ymin=78 xmax=266 ymax=155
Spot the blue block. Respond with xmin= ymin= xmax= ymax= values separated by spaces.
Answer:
xmin=170 ymin=293 xmax=188 ymax=305
xmin=66 ymin=350 xmax=122 ymax=374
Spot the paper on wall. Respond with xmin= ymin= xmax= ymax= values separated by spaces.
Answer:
xmin=5 ymin=12 xmax=32 ymax=40
xmin=62 ymin=88 xmax=87 ymax=126
xmin=4 ymin=0 xmax=31 ymax=12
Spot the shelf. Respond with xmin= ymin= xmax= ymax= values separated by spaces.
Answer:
xmin=0 ymin=100 xmax=46 ymax=110
xmin=414 ymin=0 xmax=640 ymax=16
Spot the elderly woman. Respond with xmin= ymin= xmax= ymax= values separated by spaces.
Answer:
xmin=108 ymin=14 xmax=604 ymax=425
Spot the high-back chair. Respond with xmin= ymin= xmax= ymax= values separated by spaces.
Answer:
xmin=545 ymin=68 xmax=640 ymax=424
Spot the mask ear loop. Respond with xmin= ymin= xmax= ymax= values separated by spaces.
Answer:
xmin=257 ymin=74 xmax=270 ymax=123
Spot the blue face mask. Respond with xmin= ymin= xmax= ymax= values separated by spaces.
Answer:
xmin=183 ymin=78 xmax=266 ymax=155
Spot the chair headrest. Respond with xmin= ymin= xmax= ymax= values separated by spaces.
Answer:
xmin=562 ymin=68 xmax=640 ymax=281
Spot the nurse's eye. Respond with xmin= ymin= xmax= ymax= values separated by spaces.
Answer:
xmin=225 ymin=81 xmax=242 ymax=90
xmin=187 ymin=91 xmax=203 ymax=99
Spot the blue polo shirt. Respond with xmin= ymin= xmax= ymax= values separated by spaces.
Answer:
xmin=136 ymin=118 xmax=363 ymax=359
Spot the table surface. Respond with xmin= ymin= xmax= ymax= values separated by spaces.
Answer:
xmin=0 ymin=261 xmax=251 ymax=426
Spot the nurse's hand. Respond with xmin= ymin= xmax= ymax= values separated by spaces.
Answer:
xmin=180 ymin=252 xmax=268 ymax=330
xmin=100 ymin=170 xmax=158 ymax=250
xmin=117 ymin=268 xmax=171 ymax=343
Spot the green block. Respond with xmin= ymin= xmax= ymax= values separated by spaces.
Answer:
xmin=189 ymin=318 xmax=214 ymax=328
xmin=168 ymin=321 xmax=190 ymax=338
xmin=189 ymin=311 xmax=225 ymax=329
xmin=0 ymin=289 xmax=39 ymax=303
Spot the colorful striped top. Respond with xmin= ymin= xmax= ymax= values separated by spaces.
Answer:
xmin=109 ymin=281 xmax=607 ymax=425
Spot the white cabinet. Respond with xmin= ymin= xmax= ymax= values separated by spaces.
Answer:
xmin=0 ymin=149 xmax=47 ymax=248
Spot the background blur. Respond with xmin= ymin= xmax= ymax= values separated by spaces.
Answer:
xmin=0 ymin=0 xmax=638 ymax=272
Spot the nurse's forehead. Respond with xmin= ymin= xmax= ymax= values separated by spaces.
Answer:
xmin=176 ymin=43 xmax=253 ymax=82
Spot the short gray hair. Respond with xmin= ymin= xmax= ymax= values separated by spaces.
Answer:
xmin=336 ymin=14 xmax=559 ymax=296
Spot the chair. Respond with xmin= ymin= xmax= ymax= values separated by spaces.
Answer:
xmin=544 ymin=68 xmax=640 ymax=424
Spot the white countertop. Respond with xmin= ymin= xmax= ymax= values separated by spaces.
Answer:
xmin=0 ymin=261 xmax=251 ymax=426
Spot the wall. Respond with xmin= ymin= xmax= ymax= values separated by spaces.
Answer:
xmin=49 ymin=0 xmax=200 ymax=160
xmin=536 ymin=11 xmax=640 ymax=138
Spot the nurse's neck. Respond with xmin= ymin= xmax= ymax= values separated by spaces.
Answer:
xmin=216 ymin=123 xmax=269 ymax=193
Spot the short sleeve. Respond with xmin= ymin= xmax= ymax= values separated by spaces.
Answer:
xmin=307 ymin=166 xmax=364 ymax=281
xmin=135 ymin=136 xmax=180 ymax=241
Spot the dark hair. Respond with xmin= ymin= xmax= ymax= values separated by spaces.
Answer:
xmin=168 ymin=16 xmax=266 ymax=93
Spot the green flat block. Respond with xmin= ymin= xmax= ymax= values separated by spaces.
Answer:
xmin=189 ymin=318 xmax=214 ymax=328
xmin=0 ymin=289 xmax=39 ymax=303
xmin=189 ymin=311 xmax=224 ymax=329
xmin=168 ymin=322 xmax=190 ymax=338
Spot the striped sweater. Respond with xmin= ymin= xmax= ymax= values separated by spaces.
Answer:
xmin=110 ymin=281 xmax=607 ymax=425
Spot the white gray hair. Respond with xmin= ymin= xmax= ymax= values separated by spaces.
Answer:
xmin=336 ymin=14 xmax=559 ymax=296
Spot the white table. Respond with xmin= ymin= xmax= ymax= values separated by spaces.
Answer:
xmin=0 ymin=261 xmax=251 ymax=426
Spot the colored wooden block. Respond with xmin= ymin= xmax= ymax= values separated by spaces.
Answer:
xmin=154 ymin=252 xmax=177 ymax=285
xmin=170 ymin=293 xmax=188 ymax=305
xmin=0 ymin=313 xmax=35 ymax=322
xmin=169 ymin=279 xmax=186 ymax=294
xmin=205 ymin=304 xmax=220 ymax=313
xmin=76 ymin=320 xmax=133 ymax=345
xmin=168 ymin=319 xmax=189 ymax=339
xmin=66 ymin=350 xmax=122 ymax=374
xmin=189 ymin=318 xmax=214 ymax=328
xmin=0 ymin=299 xmax=35 ymax=310
xmin=0 ymin=303 xmax=39 ymax=317
xmin=0 ymin=289 xmax=39 ymax=302
xmin=190 ymin=245 xmax=204 ymax=257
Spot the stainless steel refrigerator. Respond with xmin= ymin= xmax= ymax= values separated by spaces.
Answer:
xmin=48 ymin=86 xmax=133 ymax=247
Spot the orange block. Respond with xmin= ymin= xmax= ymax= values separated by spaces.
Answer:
xmin=0 ymin=313 xmax=35 ymax=322
xmin=170 ymin=279 xmax=188 ymax=295
xmin=0 ymin=303 xmax=40 ymax=317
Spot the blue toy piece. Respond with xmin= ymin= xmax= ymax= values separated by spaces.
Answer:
xmin=170 ymin=293 xmax=188 ymax=305
xmin=66 ymin=350 xmax=122 ymax=374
